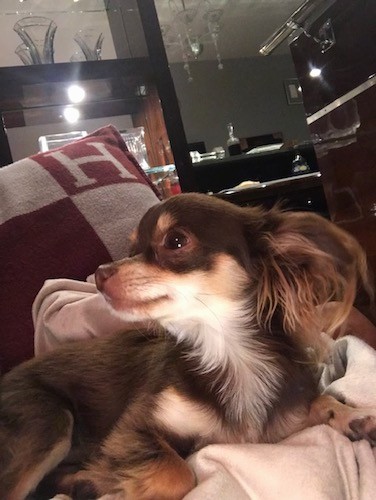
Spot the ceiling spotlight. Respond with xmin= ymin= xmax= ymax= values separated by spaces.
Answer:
xmin=67 ymin=84 xmax=86 ymax=103
xmin=63 ymin=107 xmax=80 ymax=124
xmin=309 ymin=67 xmax=322 ymax=78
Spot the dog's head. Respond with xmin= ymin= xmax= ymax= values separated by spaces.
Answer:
xmin=96 ymin=193 xmax=371 ymax=348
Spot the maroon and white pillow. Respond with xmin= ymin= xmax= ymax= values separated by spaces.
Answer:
xmin=0 ymin=125 xmax=161 ymax=373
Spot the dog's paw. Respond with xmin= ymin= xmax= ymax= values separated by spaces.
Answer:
xmin=309 ymin=395 xmax=376 ymax=446
xmin=346 ymin=415 xmax=376 ymax=445
xmin=327 ymin=407 xmax=376 ymax=445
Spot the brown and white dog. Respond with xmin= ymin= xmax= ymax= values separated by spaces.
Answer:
xmin=1 ymin=193 xmax=375 ymax=500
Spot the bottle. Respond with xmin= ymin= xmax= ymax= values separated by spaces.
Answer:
xmin=291 ymin=152 xmax=310 ymax=175
xmin=226 ymin=123 xmax=242 ymax=156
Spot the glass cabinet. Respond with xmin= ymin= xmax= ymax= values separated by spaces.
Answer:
xmin=0 ymin=0 xmax=194 ymax=191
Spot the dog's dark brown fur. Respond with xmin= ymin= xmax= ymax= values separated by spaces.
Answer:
xmin=1 ymin=193 xmax=375 ymax=500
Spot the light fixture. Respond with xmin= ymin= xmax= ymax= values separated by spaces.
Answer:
xmin=161 ymin=0 xmax=225 ymax=82
xmin=309 ymin=67 xmax=321 ymax=78
xmin=63 ymin=107 xmax=80 ymax=123
xmin=67 ymin=84 xmax=86 ymax=103
xmin=204 ymin=7 xmax=224 ymax=70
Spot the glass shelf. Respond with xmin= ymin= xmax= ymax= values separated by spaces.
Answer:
xmin=146 ymin=165 xmax=176 ymax=175
xmin=0 ymin=1 xmax=114 ymax=17
xmin=145 ymin=164 xmax=181 ymax=199
xmin=0 ymin=0 xmax=148 ymax=68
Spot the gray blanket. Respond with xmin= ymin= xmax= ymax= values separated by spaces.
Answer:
xmin=34 ymin=279 xmax=376 ymax=499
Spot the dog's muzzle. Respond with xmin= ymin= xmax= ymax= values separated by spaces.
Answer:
xmin=95 ymin=263 xmax=117 ymax=291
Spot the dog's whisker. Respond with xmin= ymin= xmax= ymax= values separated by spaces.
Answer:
xmin=193 ymin=295 xmax=224 ymax=331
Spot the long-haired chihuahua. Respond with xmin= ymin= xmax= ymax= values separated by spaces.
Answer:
xmin=1 ymin=193 xmax=375 ymax=500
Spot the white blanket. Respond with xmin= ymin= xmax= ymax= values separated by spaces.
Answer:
xmin=33 ymin=279 xmax=376 ymax=499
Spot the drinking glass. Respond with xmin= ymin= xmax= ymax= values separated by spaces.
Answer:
xmin=120 ymin=127 xmax=150 ymax=170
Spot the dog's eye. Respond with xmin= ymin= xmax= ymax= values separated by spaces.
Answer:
xmin=163 ymin=230 xmax=189 ymax=250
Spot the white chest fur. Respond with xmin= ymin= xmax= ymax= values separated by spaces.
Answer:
xmin=153 ymin=387 xmax=228 ymax=445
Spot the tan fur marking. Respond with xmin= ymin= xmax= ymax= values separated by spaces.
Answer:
xmin=155 ymin=213 xmax=176 ymax=241
xmin=7 ymin=412 xmax=73 ymax=500
xmin=129 ymin=229 xmax=138 ymax=244
xmin=121 ymin=446 xmax=195 ymax=500
xmin=66 ymin=418 xmax=196 ymax=499
xmin=201 ymin=253 xmax=250 ymax=298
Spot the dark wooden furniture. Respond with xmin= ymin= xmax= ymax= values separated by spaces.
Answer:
xmin=136 ymin=0 xmax=195 ymax=191
xmin=215 ymin=172 xmax=328 ymax=216
xmin=0 ymin=58 xmax=155 ymax=164
xmin=192 ymin=143 xmax=319 ymax=193
xmin=290 ymin=0 xmax=376 ymax=317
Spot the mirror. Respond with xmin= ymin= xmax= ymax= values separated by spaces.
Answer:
xmin=154 ymin=0 xmax=311 ymax=159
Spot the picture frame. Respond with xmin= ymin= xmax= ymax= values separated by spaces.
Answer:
xmin=284 ymin=78 xmax=303 ymax=105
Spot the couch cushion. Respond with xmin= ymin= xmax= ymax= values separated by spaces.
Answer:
xmin=0 ymin=125 xmax=161 ymax=373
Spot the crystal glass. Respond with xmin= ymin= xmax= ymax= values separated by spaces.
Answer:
xmin=291 ymin=152 xmax=310 ymax=175
xmin=38 ymin=131 xmax=88 ymax=152
xmin=13 ymin=16 xmax=57 ymax=64
xmin=146 ymin=165 xmax=181 ymax=199
xmin=120 ymin=127 xmax=150 ymax=170
xmin=74 ymin=29 xmax=104 ymax=61
xmin=213 ymin=146 xmax=225 ymax=159
xmin=189 ymin=150 xmax=201 ymax=163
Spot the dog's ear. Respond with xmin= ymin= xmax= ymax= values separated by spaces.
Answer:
xmin=243 ymin=209 xmax=372 ymax=348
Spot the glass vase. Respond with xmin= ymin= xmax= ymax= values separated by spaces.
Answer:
xmin=15 ymin=43 xmax=33 ymax=65
xmin=13 ymin=16 xmax=57 ymax=65
xmin=74 ymin=29 xmax=104 ymax=61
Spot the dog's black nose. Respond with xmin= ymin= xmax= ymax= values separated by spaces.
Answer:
xmin=95 ymin=264 xmax=117 ymax=290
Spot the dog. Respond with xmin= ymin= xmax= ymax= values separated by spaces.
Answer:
xmin=1 ymin=193 xmax=375 ymax=500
